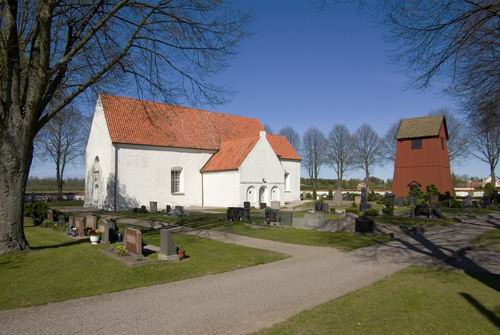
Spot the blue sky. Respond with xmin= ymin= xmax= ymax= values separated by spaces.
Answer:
xmin=30 ymin=0 xmax=497 ymax=180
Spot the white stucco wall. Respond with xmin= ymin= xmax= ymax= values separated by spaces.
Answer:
xmin=202 ymin=170 xmax=241 ymax=207
xmin=281 ymin=160 xmax=301 ymax=202
xmin=115 ymin=144 xmax=214 ymax=210
xmin=239 ymin=132 xmax=286 ymax=206
xmin=84 ymin=97 xmax=116 ymax=209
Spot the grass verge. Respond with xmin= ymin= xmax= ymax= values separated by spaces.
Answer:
xmin=256 ymin=266 xmax=500 ymax=335
xmin=475 ymin=228 xmax=500 ymax=252
xmin=0 ymin=219 xmax=285 ymax=310
xmin=375 ymin=214 xmax=454 ymax=227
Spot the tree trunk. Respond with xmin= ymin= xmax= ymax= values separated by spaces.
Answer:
xmin=491 ymin=166 xmax=496 ymax=188
xmin=0 ymin=134 xmax=33 ymax=254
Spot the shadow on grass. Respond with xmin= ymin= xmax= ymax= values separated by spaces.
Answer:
xmin=461 ymin=293 xmax=500 ymax=329
xmin=30 ymin=238 xmax=89 ymax=250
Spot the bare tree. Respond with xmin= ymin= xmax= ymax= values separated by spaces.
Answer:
xmin=326 ymin=124 xmax=354 ymax=190
xmin=353 ymin=124 xmax=383 ymax=188
xmin=264 ymin=124 xmax=274 ymax=134
xmin=302 ymin=127 xmax=326 ymax=199
xmin=380 ymin=121 xmax=399 ymax=163
xmin=469 ymin=101 xmax=500 ymax=184
xmin=429 ymin=108 xmax=469 ymax=163
xmin=279 ymin=126 xmax=301 ymax=151
xmin=379 ymin=1 xmax=499 ymax=111
xmin=34 ymin=108 xmax=88 ymax=200
xmin=0 ymin=1 xmax=250 ymax=253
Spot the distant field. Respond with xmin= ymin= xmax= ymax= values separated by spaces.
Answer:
xmin=26 ymin=177 xmax=84 ymax=192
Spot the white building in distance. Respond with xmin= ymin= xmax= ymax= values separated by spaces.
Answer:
xmin=85 ymin=94 xmax=301 ymax=210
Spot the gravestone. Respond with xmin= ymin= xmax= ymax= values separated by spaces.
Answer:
xmin=429 ymin=194 xmax=440 ymax=208
xmin=74 ymin=216 xmax=86 ymax=237
xmin=98 ymin=219 xmax=116 ymax=243
xmin=481 ymin=196 xmax=491 ymax=208
xmin=414 ymin=204 xmax=431 ymax=218
xmin=384 ymin=193 xmax=395 ymax=207
xmin=149 ymin=201 xmax=158 ymax=213
xmin=124 ymin=227 xmax=143 ymax=256
xmin=395 ymin=197 xmax=405 ymax=207
xmin=57 ymin=215 xmax=66 ymax=228
xmin=354 ymin=195 xmax=362 ymax=207
xmin=270 ymin=201 xmax=280 ymax=210
xmin=314 ymin=201 xmax=323 ymax=212
xmin=265 ymin=207 xmax=280 ymax=223
xmin=158 ymin=229 xmax=179 ymax=261
xmin=359 ymin=188 xmax=371 ymax=211
xmin=174 ymin=206 xmax=184 ymax=216
xmin=408 ymin=196 xmax=417 ymax=218
xmin=332 ymin=191 xmax=343 ymax=206
xmin=462 ymin=196 xmax=473 ymax=208
xmin=68 ymin=215 xmax=75 ymax=227
xmin=493 ymin=190 xmax=500 ymax=204
xmin=260 ymin=203 xmax=267 ymax=210
xmin=332 ymin=213 xmax=357 ymax=233
xmin=85 ymin=215 xmax=97 ymax=230
xmin=227 ymin=207 xmax=249 ymax=221
xmin=355 ymin=216 xmax=374 ymax=234
xmin=47 ymin=209 xmax=54 ymax=223
xmin=243 ymin=201 xmax=251 ymax=209
xmin=166 ymin=205 xmax=171 ymax=215
xmin=304 ymin=212 xmax=325 ymax=228
xmin=280 ymin=212 xmax=293 ymax=226
xmin=322 ymin=202 xmax=329 ymax=213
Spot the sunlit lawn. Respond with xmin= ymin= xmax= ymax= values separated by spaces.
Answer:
xmin=475 ymin=228 xmax=500 ymax=251
xmin=256 ymin=266 xmax=500 ymax=335
xmin=0 ymin=218 xmax=285 ymax=310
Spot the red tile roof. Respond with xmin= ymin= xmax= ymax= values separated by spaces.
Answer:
xmin=201 ymin=136 xmax=259 ymax=172
xmin=267 ymin=134 xmax=301 ymax=161
xmin=100 ymin=94 xmax=263 ymax=150
xmin=99 ymin=94 xmax=301 ymax=172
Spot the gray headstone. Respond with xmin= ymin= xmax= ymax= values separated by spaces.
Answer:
xmin=359 ymin=188 xmax=371 ymax=211
xmin=322 ymin=202 xmax=329 ymax=213
xmin=174 ymin=206 xmax=184 ymax=216
xmin=158 ymin=229 xmax=179 ymax=261
xmin=47 ymin=209 xmax=54 ymax=223
xmin=279 ymin=212 xmax=293 ymax=226
xmin=68 ymin=215 xmax=75 ymax=227
xmin=270 ymin=201 xmax=280 ymax=210
xmin=408 ymin=196 xmax=417 ymax=209
xmin=304 ymin=212 xmax=325 ymax=228
xmin=332 ymin=191 xmax=343 ymax=206
xmin=98 ymin=219 xmax=116 ymax=243
xmin=462 ymin=196 xmax=473 ymax=208
xmin=149 ymin=201 xmax=158 ymax=213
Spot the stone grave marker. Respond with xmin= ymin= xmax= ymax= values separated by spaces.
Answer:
xmin=322 ymin=202 xmax=329 ymax=213
xmin=395 ymin=197 xmax=405 ymax=207
xmin=98 ymin=219 xmax=116 ymax=243
xmin=166 ymin=205 xmax=171 ymax=215
xmin=354 ymin=195 xmax=361 ymax=206
xmin=462 ymin=196 xmax=473 ymax=208
xmin=359 ymin=188 xmax=371 ymax=211
xmin=47 ymin=209 xmax=54 ymax=223
xmin=74 ymin=216 xmax=86 ymax=237
xmin=332 ymin=191 xmax=343 ymax=206
xmin=265 ymin=208 xmax=280 ymax=224
xmin=57 ymin=215 xmax=66 ymax=228
xmin=304 ymin=212 xmax=325 ymax=228
xmin=429 ymin=194 xmax=440 ymax=208
xmin=124 ymin=227 xmax=143 ymax=256
xmin=149 ymin=201 xmax=158 ymax=213
xmin=280 ymin=212 xmax=293 ymax=226
xmin=68 ymin=215 xmax=75 ymax=227
xmin=355 ymin=216 xmax=374 ymax=233
xmin=260 ymin=202 xmax=267 ymax=210
xmin=243 ymin=201 xmax=251 ymax=209
xmin=85 ymin=215 xmax=97 ymax=230
xmin=174 ymin=206 xmax=184 ymax=216
xmin=158 ymin=229 xmax=179 ymax=261
xmin=481 ymin=196 xmax=491 ymax=208
xmin=270 ymin=201 xmax=280 ymax=210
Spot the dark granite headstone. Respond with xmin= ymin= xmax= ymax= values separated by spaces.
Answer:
xmin=359 ymin=188 xmax=371 ymax=211
xmin=355 ymin=216 xmax=374 ymax=233
xmin=414 ymin=204 xmax=431 ymax=218
xmin=227 ymin=207 xmax=249 ymax=221
xmin=149 ymin=201 xmax=158 ymax=213
xmin=314 ymin=201 xmax=323 ymax=212
xmin=384 ymin=193 xmax=395 ymax=207
xmin=462 ymin=196 xmax=473 ymax=208
xmin=174 ymin=206 xmax=184 ymax=216
xmin=260 ymin=203 xmax=267 ymax=210
xmin=265 ymin=207 xmax=280 ymax=223
xmin=280 ymin=212 xmax=293 ymax=226
xmin=481 ymin=196 xmax=491 ymax=208
xmin=243 ymin=201 xmax=251 ymax=209
xmin=493 ymin=190 xmax=500 ymax=204
xmin=166 ymin=205 xmax=171 ymax=215
xmin=158 ymin=229 xmax=179 ymax=261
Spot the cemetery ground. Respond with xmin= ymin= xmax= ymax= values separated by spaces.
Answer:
xmin=0 ymin=217 xmax=285 ymax=310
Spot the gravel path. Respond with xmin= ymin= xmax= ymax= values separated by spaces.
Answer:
xmin=2 ymin=212 xmax=498 ymax=335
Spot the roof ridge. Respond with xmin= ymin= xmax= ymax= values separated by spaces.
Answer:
xmin=401 ymin=115 xmax=443 ymax=121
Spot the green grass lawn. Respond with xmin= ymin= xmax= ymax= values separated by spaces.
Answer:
xmin=256 ymin=266 xmax=500 ymax=335
xmin=47 ymin=199 xmax=85 ymax=208
xmin=475 ymin=228 xmax=500 ymax=251
xmin=375 ymin=214 xmax=454 ymax=227
xmin=0 ymin=219 xmax=285 ymax=310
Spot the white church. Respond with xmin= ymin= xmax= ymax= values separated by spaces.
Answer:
xmin=85 ymin=94 xmax=301 ymax=210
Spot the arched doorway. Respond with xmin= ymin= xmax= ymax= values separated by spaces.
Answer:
xmin=246 ymin=186 xmax=255 ymax=203
xmin=271 ymin=186 xmax=280 ymax=201
xmin=259 ymin=186 xmax=267 ymax=204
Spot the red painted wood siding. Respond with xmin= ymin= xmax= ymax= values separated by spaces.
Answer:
xmin=392 ymin=124 xmax=453 ymax=197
